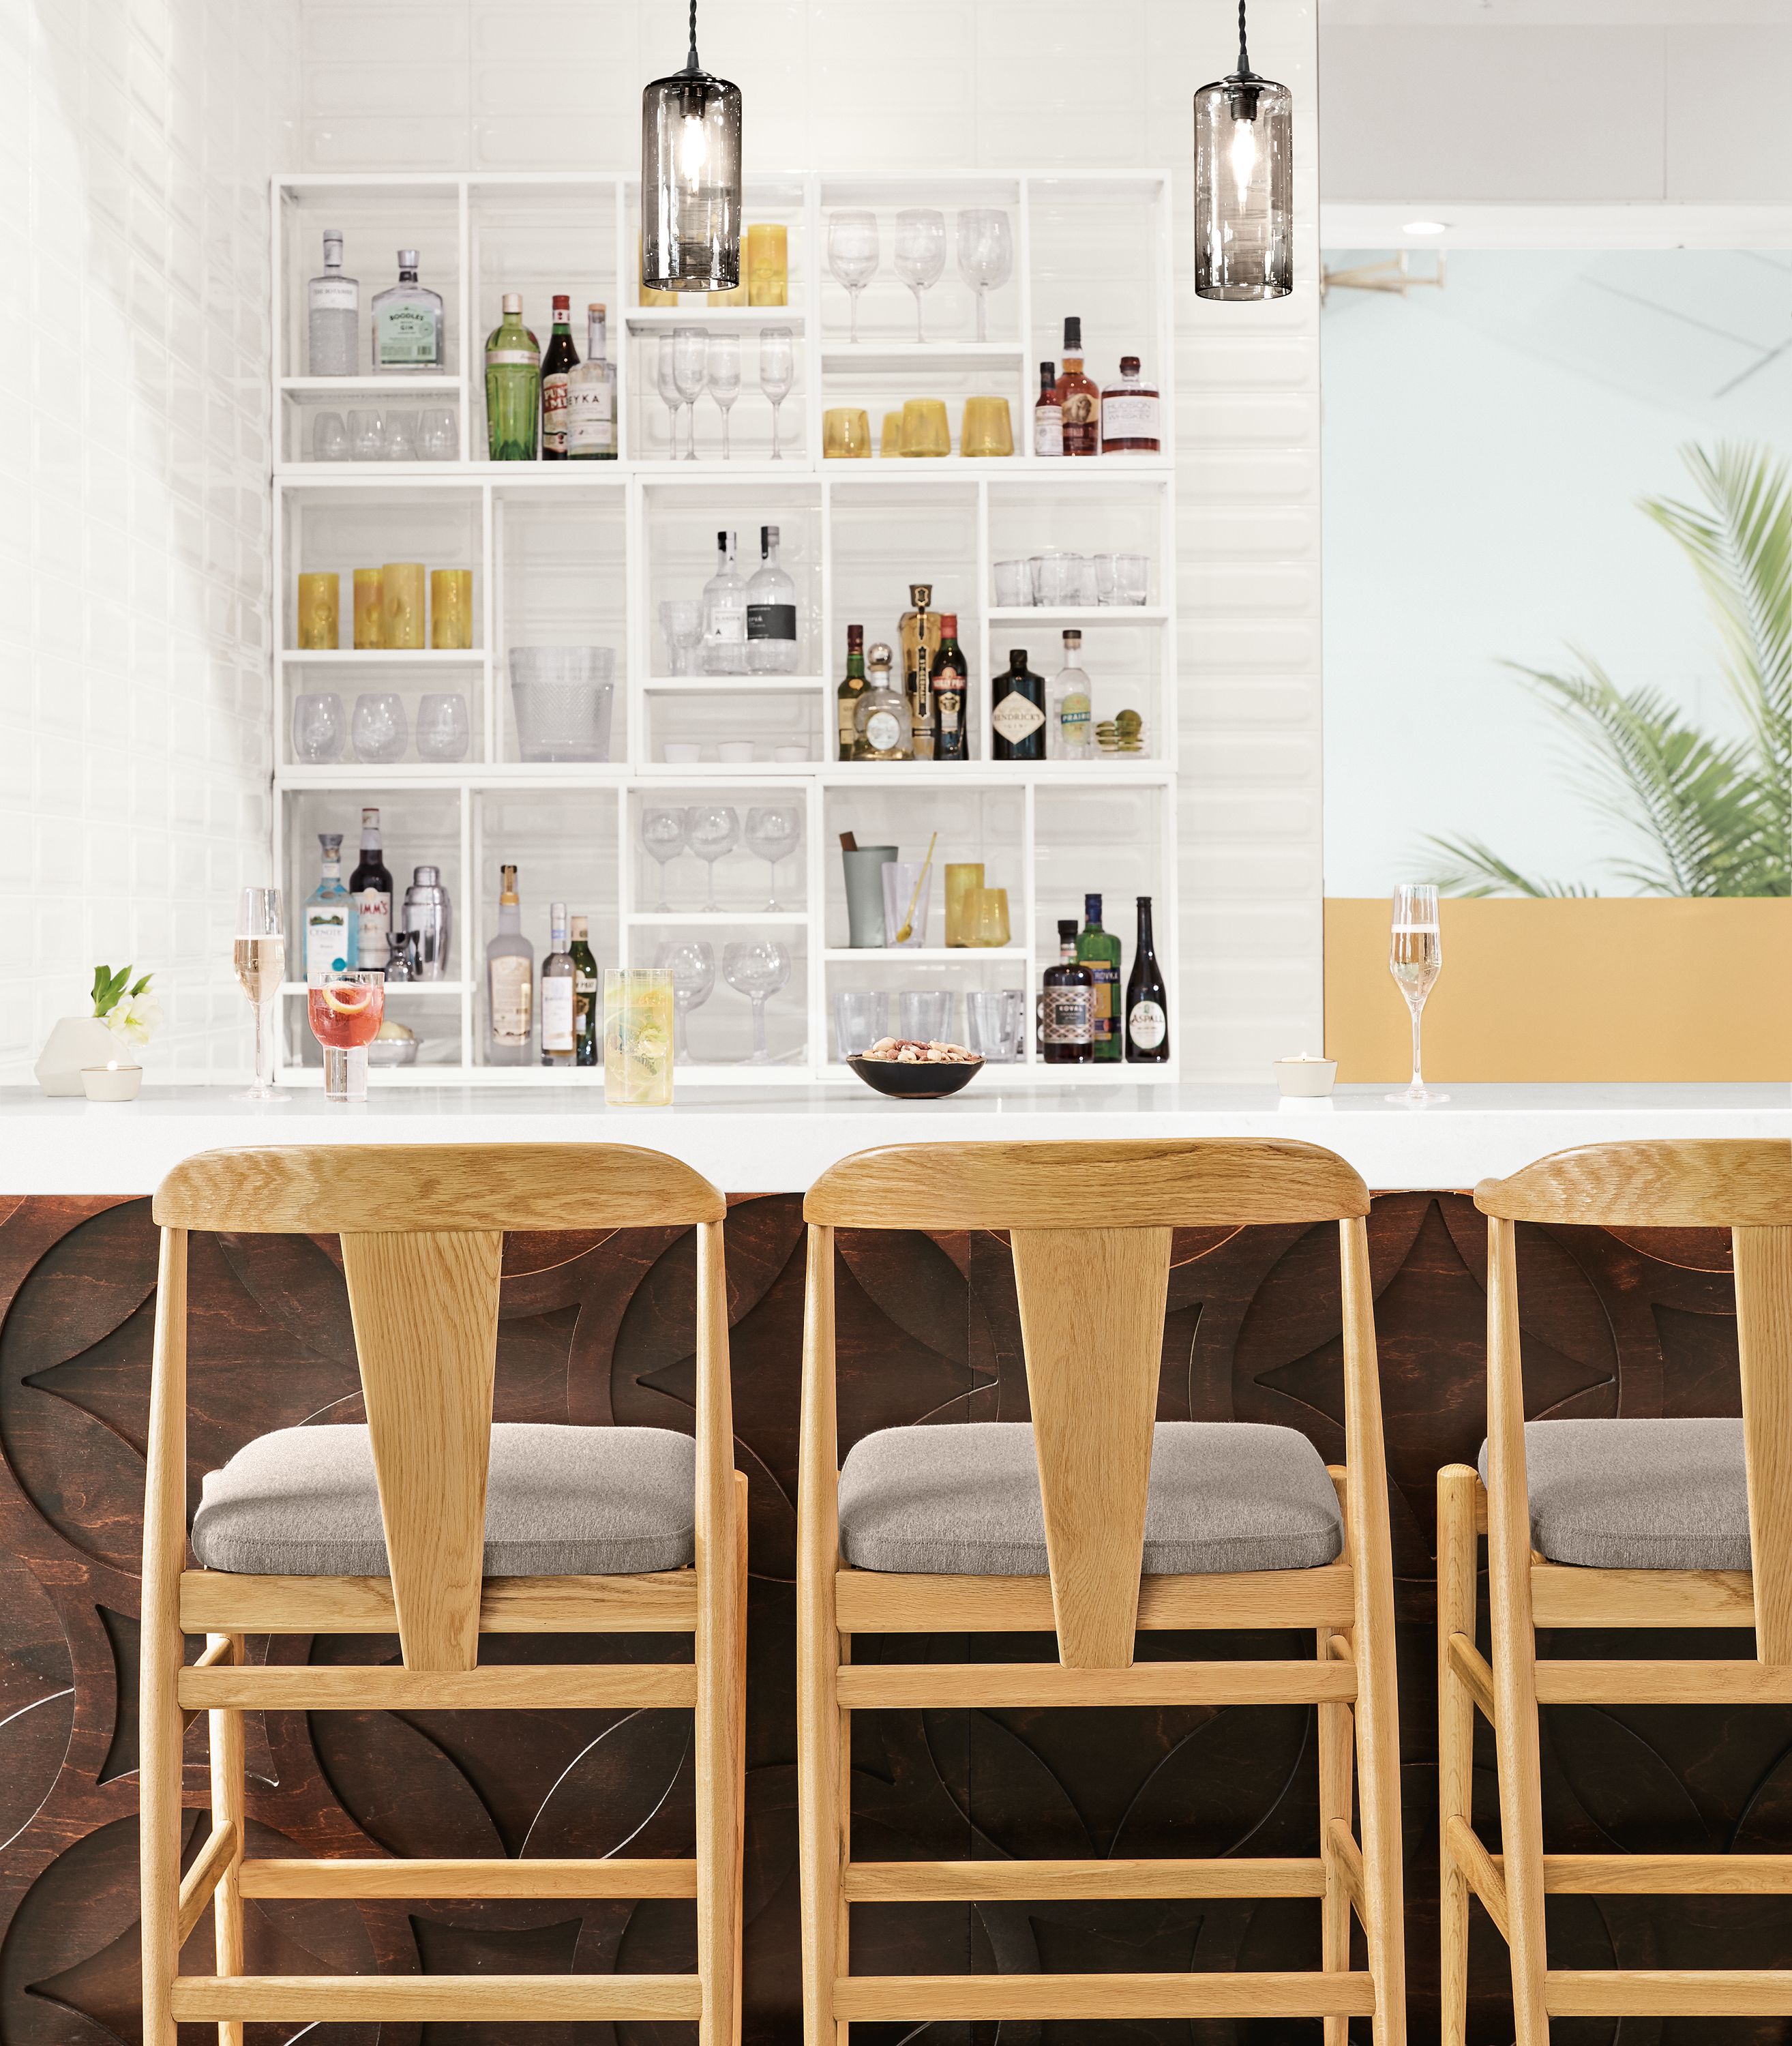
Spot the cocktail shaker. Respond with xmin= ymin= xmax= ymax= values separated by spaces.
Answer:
xmin=403 ymin=864 xmax=452 ymax=978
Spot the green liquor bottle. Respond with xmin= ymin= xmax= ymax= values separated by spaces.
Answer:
xmin=1077 ymin=891 xmax=1122 ymax=1062
xmin=570 ymin=914 xmax=600 ymax=1067
xmin=484 ymin=293 xmax=541 ymax=460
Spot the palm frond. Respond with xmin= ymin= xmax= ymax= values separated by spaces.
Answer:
xmin=1420 ymin=834 xmax=1598 ymax=898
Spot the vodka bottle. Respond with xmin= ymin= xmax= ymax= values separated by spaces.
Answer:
xmin=567 ymin=304 xmax=617 ymax=459
xmin=486 ymin=863 xmax=535 ymax=1065
xmin=1048 ymin=629 xmax=1094 ymax=759
xmin=307 ymin=231 xmax=358 ymax=376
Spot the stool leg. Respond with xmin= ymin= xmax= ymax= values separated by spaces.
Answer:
xmin=1437 ymin=1468 xmax=1479 ymax=2046
xmin=1317 ymin=1625 xmax=1355 ymax=2046
xmin=696 ymin=1477 xmax=744 ymax=2046
xmin=208 ymin=1634 xmax=246 ymax=2046
xmin=798 ymin=1224 xmax=841 ymax=2046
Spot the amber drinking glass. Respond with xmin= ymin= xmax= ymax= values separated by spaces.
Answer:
xmin=880 ymin=410 xmax=904 ymax=457
xmin=382 ymin=562 xmax=425 ymax=649
xmin=899 ymin=398 xmax=951 ymax=458
xmin=822 ymin=407 xmax=872 ymax=459
xmin=966 ymin=887 xmax=1012 ymax=949
xmin=353 ymin=569 xmax=383 ymax=648
xmin=944 ymin=862 xmax=985 ymax=947
xmin=296 ymin=572 xmax=339 ymax=650
xmin=430 ymin=568 xmax=473 ymax=649
xmin=746 ymin=222 xmax=788 ymax=306
xmin=961 ymin=395 xmax=1013 ymax=458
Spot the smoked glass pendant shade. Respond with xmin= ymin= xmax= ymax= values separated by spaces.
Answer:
xmin=641 ymin=61 xmax=743 ymax=293
xmin=1193 ymin=70 xmax=1292 ymax=300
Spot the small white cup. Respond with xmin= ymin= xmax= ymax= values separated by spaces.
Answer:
xmin=773 ymin=744 xmax=808 ymax=761
xmin=717 ymin=741 xmax=755 ymax=764
xmin=1274 ymin=1053 xmax=1336 ymax=1098
xmin=663 ymin=742 xmax=702 ymax=763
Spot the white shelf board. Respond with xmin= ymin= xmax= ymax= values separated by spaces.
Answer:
xmin=625 ymin=910 xmax=809 ymax=926
xmin=987 ymin=607 xmax=1169 ymax=623
xmin=625 ymin=306 xmax=807 ymax=329
xmin=272 ymin=457 xmax=1171 ymax=488
xmin=280 ymin=648 xmax=485 ymax=664
xmin=634 ymin=760 xmax=823 ymax=777
xmin=642 ymin=674 xmax=828 ymax=692
xmin=275 ymin=764 xmax=631 ymax=790
xmin=818 ymin=340 xmax=1024 ymax=367
xmin=825 ymin=458 xmax=1174 ymax=482
xmin=277 ymin=462 xmax=625 ymax=486
xmin=281 ymin=374 xmax=464 ymax=393
xmin=817 ymin=762 xmax=1175 ymax=786
xmin=822 ymin=948 xmax=1026 ymax=964
xmin=278 ymin=981 xmax=470 ymax=996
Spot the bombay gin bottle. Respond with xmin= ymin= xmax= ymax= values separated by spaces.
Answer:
xmin=486 ymin=863 xmax=535 ymax=1065
xmin=308 ymin=231 xmax=358 ymax=376
xmin=371 ymin=249 xmax=445 ymax=372
xmin=745 ymin=524 xmax=798 ymax=673
xmin=701 ymin=530 xmax=748 ymax=674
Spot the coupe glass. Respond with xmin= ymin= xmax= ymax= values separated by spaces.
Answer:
xmin=291 ymin=690 xmax=346 ymax=763
xmin=685 ymin=803 xmax=741 ymax=911
xmin=826 ymin=209 xmax=879 ymax=342
xmin=893 ymin=209 xmax=946 ymax=342
xmin=956 ymin=208 xmax=1013 ymax=342
xmin=659 ymin=597 xmax=704 ymax=676
xmin=352 ymin=690 xmax=407 ymax=763
xmin=744 ymin=803 xmax=802 ymax=910
xmin=1386 ymin=882 xmax=1448 ymax=1105
xmin=723 ymin=940 xmax=791 ymax=1063
xmin=656 ymin=334 xmax=683 ymax=460
xmin=657 ymin=938 xmax=716 ymax=1065
xmin=671 ymin=327 xmax=708 ymax=462
xmin=759 ymin=327 xmax=794 ymax=461
xmin=307 ymin=967 xmax=385 ymax=1105
xmin=233 ymin=887 xmax=288 ymax=1103
xmin=706 ymin=332 xmax=741 ymax=460
xmin=640 ymin=805 xmax=689 ymax=911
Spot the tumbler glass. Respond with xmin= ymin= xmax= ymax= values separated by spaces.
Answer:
xmin=605 ymin=968 xmax=674 ymax=1106
xmin=899 ymin=398 xmax=951 ymax=458
xmin=353 ymin=568 xmax=383 ymax=648
xmin=747 ymin=222 xmax=788 ymax=306
xmin=899 ymin=990 xmax=952 ymax=1043
xmin=822 ymin=407 xmax=871 ymax=459
xmin=295 ymin=572 xmax=339 ymax=650
xmin=879 ymin=411 xmax=904 ymax=458
xmin=832 ymin=990 xmax=889 ymax=1061
xmin=1114 ymin=553 xmax=1150 ymax=605
xmin=290 ymin=691 xmax=346 ymax=763
xmin=966 ymin=988 xmax=1026 ymax=1062
xmin=880 ymin=861 xmax=931 ymax=947
xmin=966 ymin=886 xmax=1012 ymax=948
xmin=383 ymin=562 xmax=426 ymax=649
xmin=944 ymin=861 xmax=985 ymax=947
xmin=992 ymin=560 xmax=1031 ymax=608
xmin=430 ymin=567 xmax=473 ymax=649
xmin=960 ymin=395 xmax=1013 ymax=458
xmin=416 ymin=692 xmax=471 ymax=761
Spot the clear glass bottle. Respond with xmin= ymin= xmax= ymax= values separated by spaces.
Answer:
xmin=307 ymin=231 xmax=358 ymax=377
xmin=303 ymin=832 xmax=351 ymax=979
xmin=854 ymin=642 xmax=913 ymax=760
xmin=539 ymin=295 xmax=578 ymax=459
xmin=540 ymin=900 xmax=576 ymax=1066
xmin=745 ymin=524 xmax=798 ymax=674
xmin=701 ymin=529 xmax=748 ymax=674
xmin=1048 ymin=628 xmax=1094 ymax=760
xmin=1101 ymin=355 xmax=1161 ymax=454
xmin=486 ymin=862 xmax=535 ymax=1065
xmin=484 ymin=293 xmax=541 ymax=460
xmin=567 ymin=304 xmax=617 ymax=460
xmin=370 ymin=248 xmax=444 ymax=372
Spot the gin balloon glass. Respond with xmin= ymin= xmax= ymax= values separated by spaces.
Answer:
xmin=826 ymin=210 xmax=879 ymax=342
xmin=723 ymin=940 xmax=791 ymax=1063
xmin=656 ymin=938 xmax=716 ymax=1065
xmin=759 ymin=327 xmax=794 ymax=460
xmin=640 ymin=805 xmax=689 ymax=911
xmin=894 ymin=209 xmax=946 ymax=342
xmin=1386 ymin=882 xmax=1448 ymax=1104
xmin=685 ymin=804 xmax=741 ymax=911
xmin=744 ymin=804 xmax=802 ymax=910
xmin=306 ymin=968 xmax=385 ymax=1104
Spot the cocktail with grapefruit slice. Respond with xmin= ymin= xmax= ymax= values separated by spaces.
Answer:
xmin=307 ymin=969 xmax=385 ymax=1103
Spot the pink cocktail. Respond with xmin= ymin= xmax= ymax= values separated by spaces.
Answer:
xmin=307 ymin=970 xmax=385 ymax=1103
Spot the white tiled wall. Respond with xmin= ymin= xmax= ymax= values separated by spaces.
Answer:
xmin=0 ymin=0 xmax=301 ymax=1084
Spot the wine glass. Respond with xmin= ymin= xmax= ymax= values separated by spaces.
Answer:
xmin=352 ymin=691 xmax=407 ymax=763
xmin=306 ymin=966 xmax=385 ymax=1105
xmin=744 ymin=804 xmax=802 ymax=910
xmin=234 ymin=888 xmax=288 ymax=1103
xmin=1386 ymin=883 xmax=1448 ymax=1105
xmin=894 ymin=209 xmax=946 ymax=342
xmin=760 ymin=327 xmax=794 ymax=461
xmin=671 ymin=327 xmax=707 ymax=462
xmin=956 ymin=208 xmax=1013 ymax=342
xmin=290 ymin=690 xmax=346 ymax=763
xmin=312 ymin=411 xmax=349 ymax=461
xmin=659 ymin=598 xmax=704 ymax=677
xmin=656 ymin=938 xmax=715 ymax=1065
xmin=723 ymin=940 xmax=791 ymax=1064
xmin=656 ymin=333 xmax=683 ymax=460
xmin=640 ymin=805 xmax=689 ymax=911
xmin=706 ymin=332 xmax=741 ymax=461
xmin=826 ymin=209 xmax=879 ymax=342
xmin=685 ymin=803 xmax=741 ymax=911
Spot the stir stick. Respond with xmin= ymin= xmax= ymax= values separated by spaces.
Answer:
xmin=893 ymin=831 xmax=938 ymax=945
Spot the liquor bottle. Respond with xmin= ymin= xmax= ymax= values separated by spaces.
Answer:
xmin=567 ymin=304 xmax=617 ymax=459
xmin=837 ymin=623 xmax=867 ymax=760
xmin=540 ymin=295 xmax=579 ymax=459
xmin=990 ymin=648 xmax=1047 ymax=761
xmin=1101 ymin=355 xmax=1161 ymax=454
xmin=745 ymin=524 xmax=799 ymax=674
xmin=570 ymin=914 xmax=600 ymax=1066
xmin=1033 ymin=360 xmax=1062 ymax=457
xmin=348 ymin=807 xmax=393 ymax=971
xmin=486 ymin=863 xmax=535 ymax=1065
xmin=897 ymin=582 xmax=940 ymax=761
xmin=371 ymin=249 xmax=444 ymax=372
xmin=307 ymin=231 xmax=358 ymax=377
xmin=540 ymin=900 xmax=576 ymax=1067
xmin=484 ymin=293 xmax=541 ymax=460
xmin=1049 ymin=629 xmax=1094 ymax=759
xmin=303 ymin=832 xmax=351 ymax=979
xmin=1077 ymin=892 xmax=1122 ymax=1062
xmin=701 ymin=529 xmax=748 ymax=674
xmin=854 ymin=642 xmax=913 ymax=760
xmin=929 ymin=613 xmax=968 ymax=762
xmin=1055 ymin=316 xmax=1100 ymax=458
xmin=1041 ymin=918 xmax=1094 ymax=1064
xmin=1125 ymin=895 xmax=1170 ymax=1063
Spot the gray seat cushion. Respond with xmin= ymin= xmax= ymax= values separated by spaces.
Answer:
xmin=191 ymin=1423 xmax=696 ymax=1576
xmin=1477 ymin=1417 xmax=1750 ymax=1571
xmin=837 ymin=1421 xmax=1343 ymax=1576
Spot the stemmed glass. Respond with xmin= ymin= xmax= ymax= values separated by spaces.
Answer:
xmin=1386 ymin=883 xmax=1448 ymax=1105
xmin=957 ymin=209 xmax=1013 ymax=342
xmin=685 ymin=804 xmax=741 ymax=911
xmin=744 ymin=804 xmax=801 ymax=910
xmin=306 ymin=967 xmax=385 ymax=1106
xmin=706 ymin=332 xmax=741 ymax=460
xmin=657 ymin=938 xmax=715 ymax=1065
xmin=723 ymin=940 xmax=791 ymax=1064
xmin=656 ymin=334 xmax=683 ymax=460
xmin=671 ymin=327 xmax=707 ymax=462
xmin=826 ymin=210 xmax=879 ymax=342
xmin=760 ymin=328 xmax=794 ymax=461
xmin=894 ymin=209 xmax=946 ymax=342
xmin=641 ymin=806 xmax=689 ymax=911
xmin=233 ymin=887 xmax=288 ymax=1103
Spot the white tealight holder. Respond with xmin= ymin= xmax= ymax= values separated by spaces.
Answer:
xmin=1274 ymin=1052 xmax=1336 ymax=1099
xmin=663 ymin=742 xmax=701 ymax=764
xmin=717 ymin=741 xmax=754 ymax=764
xmin=82 ymin=1060 xmax=143 ymax=1102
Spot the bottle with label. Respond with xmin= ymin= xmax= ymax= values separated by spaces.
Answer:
xmin=486 ymin=863 xmax=535 ymax=1065
xmin=701 ymin=529 xmax=749 ymax=674
xmin=745 ymin=524 xmax=798 ymax=674
xmin=1049 ymin=629 xmax=1094 ymax=759
xmin=348 ymin=807 xmax=393 ymax=970
xmin=570 ymin=914 xmax=600 ymax=1065
xmin=567 ymin=304 xmax=617 ymax=459
xmin=484 ymin=293 xmax=541 ymax=460
xmin=897 ymin=582 xmax=940 ymax=761
xmin=1055 ymin=316 xmax=1101 ymax=458
xmin=1101 ymin=355 xmax=1161 ymax=454
xmin=837 ymin=624 xmax=867 ymax=760
xmin=929 ymin=613 xmax=968 ymax=762
xmin=371 ymin=249 xmax=444 ymax=373
xmin=991 ymin=648 xmax=1047 ymax=761
xmin=540 ymin=900 xmax=576 ymax=1067
xmin=1126 ymin=894 xmax=1170 ymax=1063
xmin=854 ymin=642 xmax=913 ymax=760
xmin=308 ymin=231 xmax=358 ymax=377
xmin=1041 ymin=918 xmax=1094 ymax=1064
xmin=303 ymin=832 xmax=351 ymax=979
xmin=1033 ymin=360 xmax=1062 ymax=456
xmin=1077 ymin=892 xmax=1123 ymax=1062
xmin=540 ymin=295 xmax=579 ymax=459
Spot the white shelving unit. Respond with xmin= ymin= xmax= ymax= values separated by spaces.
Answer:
xmin=271 ymin=169 xmax=1179 ymax=1086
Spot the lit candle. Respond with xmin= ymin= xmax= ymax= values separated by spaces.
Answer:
xmin=82 ymin=1059 xmax=143 ymax=1102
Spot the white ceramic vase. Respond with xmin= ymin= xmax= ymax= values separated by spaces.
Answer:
xmin=35 ymin=1015 xmax=125 ymax=1097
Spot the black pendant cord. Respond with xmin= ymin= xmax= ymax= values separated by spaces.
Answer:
xmin=683 ymin=0 xmax=701 ymax=74
xmin=1236 ymin=0 xmax=1258 ymax=79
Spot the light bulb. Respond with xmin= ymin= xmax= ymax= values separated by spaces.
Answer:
xmin=1229 ymin=112 xmax=1258 ymax=202
xmin=678 ymin=110 xmax=709 ymax=183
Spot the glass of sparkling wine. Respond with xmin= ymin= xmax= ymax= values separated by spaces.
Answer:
xmin=234 ymin=888 xmax=289 ymax=1103
xmin=1386 ymin=882 xmax=1448 ymax=1105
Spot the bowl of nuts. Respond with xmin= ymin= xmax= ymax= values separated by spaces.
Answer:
xmin=848 ymin=1037 xmax=983 ymax=1099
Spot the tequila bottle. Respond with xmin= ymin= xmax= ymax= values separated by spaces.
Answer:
xmin=484 ymin=295 xmax=541 ymax=460
xmin=371 ymin=249 xmax=444 ymax=372
xmin=854 ymin=642 xmax=913 ymax=760
xmin=307 ymin=231 xmax=358 ymax=376
xmin=745 ymin=524 xmax=798 ymax=674
xmin=701 ymin=529 xmax=748 ymax=675
xmin=303 ymin=832 xmax=351 ymax=979
xmin=567 ymin=304 xmax=617 ymax=459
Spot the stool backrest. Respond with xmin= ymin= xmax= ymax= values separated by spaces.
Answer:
xmin=805 ymin=1138 xmax=1377 ymax=1668
xmin=1476 ymin=1139 xmax=1792 ymax=1663
xmin=153 ymin=1144 xmax=728 ymax=1672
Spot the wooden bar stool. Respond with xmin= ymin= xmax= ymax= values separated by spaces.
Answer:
xmin=140 ymin=1142 xmax=744 ymax=2042
xmin=797 ymin=1138 xmax=1406 ymax=2041
xmin=1439 ymin=1138 xmax=1792 ymax=2040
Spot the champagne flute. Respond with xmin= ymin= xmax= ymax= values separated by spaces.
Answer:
xmin=826 ymin=209 xmax=879 ymax=342
xmin=1386 ymin=883 xmax=1448 ymax=1105
xmin=671 ymin=327 xmax=708 ymax=462
xmin=234 ymin=887 xmax=289 ymax=1103
xmin=706 ymin=331 xmax=741 ymax=461
xmin=956 ymin=208 xmax=1013 ymax=342
xmin=759 ymin=327 xmax=794 ymax=461
xmin=893 ymin=209 xmax=946 ymax=342
xmin=656 ymin=333 xmax=683 ymax=460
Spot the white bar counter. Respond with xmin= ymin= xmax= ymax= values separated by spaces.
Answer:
xmin=2 ymin=1081 xmax=1788 ymax=1197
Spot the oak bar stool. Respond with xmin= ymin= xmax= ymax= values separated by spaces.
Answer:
xmin=798 ymin=1138 xmax=1406 ymax=2041
xmin=1439 ymin=1138 xmax=1792 ymax=2041
xmin=141 ymin=1142 xmax=744 ymax=2042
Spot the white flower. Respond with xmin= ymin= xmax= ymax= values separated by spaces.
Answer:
xmin=106 ymin=993 xmax=163 ymax=1046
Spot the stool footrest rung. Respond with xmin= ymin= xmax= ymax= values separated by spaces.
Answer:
xmin=167 ymin=1973 xmax=703 ymax=2022
xmin=832 ymin=1972 xmax=1376 ymax=2021
xmin=835 ymin=1661 xmax=1356 ymax=1709
xmin=177 ymin=1663 xmax=696 ymax=1711
xmin=238 ymin=1856 xmax=698 ymax=1899
xmin=843 ymin=1857 xmax=1326 ymax=1903
xmin=1547 ymin=1970 xmax=1792 ymax=2017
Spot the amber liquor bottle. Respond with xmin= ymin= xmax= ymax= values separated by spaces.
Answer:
xmin=1101 ymin=355 xmax=1161 ymax=454
xmin=837 ymin=624 xmax=867 ymax=760
xmin=1055 ymin=317 xmax=1101 ymax=458
xmin=929 ymin=613 xmax=968 ymax=762
xmin=1034 ymin=361 xmax=1062 ymax=456
xmin=1041 ymin=919 xmax=1094 ymax=1063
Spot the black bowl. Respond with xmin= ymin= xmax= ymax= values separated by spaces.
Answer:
xmin=848 ymin=1054 xmax=983 ymax=1100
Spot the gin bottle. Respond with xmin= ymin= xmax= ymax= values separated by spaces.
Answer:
xmin=303 ymin=832 xmax=351 ymax=979
xmin=567 ymin=304 xmax=617 ymax=459
xmin=701 ymin=529 xmax=748 ymax=675
xmin=307 ymin=231 xmax=358 ymax=376
xmin=371 ymin=249 xmax=444 ymax=372
xmin=484 ymin=294 xmax=541 ymax=460
xmin=486 ymin=863 xmax=535 ymax=1065
xmin=745 ymin=524 xmax=798 ymax=674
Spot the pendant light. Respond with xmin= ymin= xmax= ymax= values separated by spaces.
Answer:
xmin=640 ymin=0 xmax=742 ymax=293
xmin=1193 ymin=0 xmax=1292 ymax=300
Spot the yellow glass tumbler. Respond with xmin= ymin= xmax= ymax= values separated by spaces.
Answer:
xmin=605 ymin=967 xmax=674 ymax=1106
xmin=353 ymin=569 xmax=383 ymax=649
xmin=961 ymin=394 xmax=1015 ymax=458
xmin=944 ymin=862 xmax=985 ymax=947
xmin=430 ymin=568 xmax=473 ymax=649
xmin=707 ymin=278 xmax=748 ymax=307
xmin=966 ymin=886 xmax=1012 ymax=949
xmin=295 ymin=572 xmax=339 ymax=650
xmin=880 ymin=410 xmax=905 ymax=457
xmin=746 ymin=222 xmax=788 ymax=306
xmin=822 ymin=407 xmax=872 ymax=459
xmin=382 ymin=562 xmax=426 ymax=650
xmin=900 ymin=398 xmax=951 ymax=458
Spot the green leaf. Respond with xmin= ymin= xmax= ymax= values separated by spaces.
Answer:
xmin=1420 ymin=835 xmax=1598 ymax=899
xmin=92 ymin=964 xmax=134 ymax=1018
xmin=129 ymin=973 xmax=151 ymax=997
